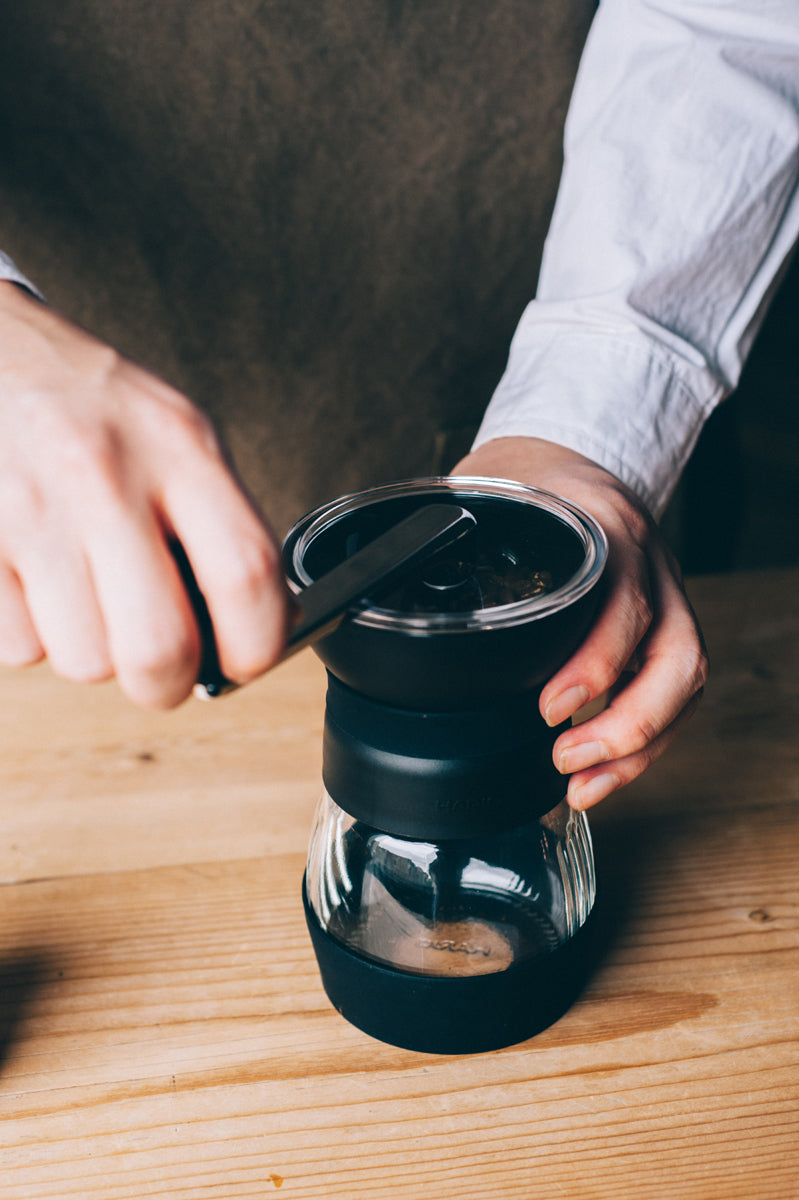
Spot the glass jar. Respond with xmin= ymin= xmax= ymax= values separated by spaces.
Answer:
xmin=307 ymin=789 xmax=595 ymax=979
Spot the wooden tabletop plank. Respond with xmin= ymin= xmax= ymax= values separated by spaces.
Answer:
xmin=0 ymin=655 xmax=326 ymax=882
xmin=1 ymin=569 xmax=797 ymax=1198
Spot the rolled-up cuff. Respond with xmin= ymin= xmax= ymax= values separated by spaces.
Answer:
xmin=473 ymin=319 xmax=723 ymax=518
xmin=0 ymin=251 xmax=44 ymax=300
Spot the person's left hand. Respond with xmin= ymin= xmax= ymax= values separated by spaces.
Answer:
xmin=452 ymin=436 xmax=709 ymax=809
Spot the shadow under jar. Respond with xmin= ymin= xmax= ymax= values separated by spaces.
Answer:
xmin=284 ymin=477 xmax=608 ymax=1054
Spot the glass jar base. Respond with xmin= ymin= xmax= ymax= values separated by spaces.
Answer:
xmin=303 ymin=874 xmax=598 ymax=1054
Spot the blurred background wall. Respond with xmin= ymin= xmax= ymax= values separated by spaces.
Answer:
xmin=0 ymin=1 xmax=795 ymax=571
xmin=662 ymin=250 xmax=799 ymax=573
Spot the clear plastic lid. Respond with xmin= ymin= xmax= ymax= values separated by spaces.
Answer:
xmin=286 ymin=476 xmax=607 ymax=633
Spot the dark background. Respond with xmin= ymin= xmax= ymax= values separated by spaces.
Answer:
xmin=0 ymin=1 xmax=795 ymax=570
xmin=663 ymin=249 xmax=799 ymax=573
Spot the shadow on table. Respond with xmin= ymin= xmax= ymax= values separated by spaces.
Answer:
xmin=0 ymin=948 xmax=58 ymax=1075
xmin=515 ymin=814 xmax=722 ymax=1051
xmin=576 ymin=820 xmax=632 ymax=967
xmin=577 ymin=811 xmax=673 ymax=987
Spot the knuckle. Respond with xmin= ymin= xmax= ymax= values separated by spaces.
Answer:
xmin=218 ymin=653 xmax=263 ymax=686
xmin=692 ymin=646 xmax=711 ymax=692
xmin=610 ymin=734 xmax=668 ymax=789
xmin=0 ymin=642 xmax=45 ymax=669
xmin=662 ymin=642 xmax=710 ymax=697
xmin=221 ymin=640 xmax=279 ymax=684
xmin=586 ymin=642 xmax=637 ymax=694
xmin=621 ymin=581 xmax=654 ymax=638
xmin=52 ymin=653 xmax=114 ymax=686
xmin=81 ymin=343 xmax=127 ymax=393
xmin=603 ymin=711 xmax=660 ymax=762
xmin=43 ymin=419 xmax=127 ymax=499
xmin=135 ymin=630 xmax=198 ymax=682
xmin=613 ymin=753 xmax=652 ymax=790
xmin=222 ymin=538 xmax=282 ymax=601
xmin=146 ymin=393 xmax=221 ymax=457
xmin=629 ymin=712 xmax=660 ymax=752
xmin=66 ymin=426 xmax=123 ymax=479
xmin=0 ymin=420 xmax=129 ymax=526
xmin=0 ymin=471 xmax=48 ymax=531
xmin=219 ymin=623 xmax=285 ymax=683
xmin=116 ymin=625 xmax=198 ymax=704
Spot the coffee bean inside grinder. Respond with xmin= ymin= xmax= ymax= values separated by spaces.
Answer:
xmin=383 ymin=543 xmax=555 ymax=614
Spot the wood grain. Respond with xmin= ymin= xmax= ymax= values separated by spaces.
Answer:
xmin=1 ymin=571 xmax=797 ymax=1199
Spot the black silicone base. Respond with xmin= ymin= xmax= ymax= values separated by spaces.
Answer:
xmin=303 ymin=876 xmax=597 ymax=1055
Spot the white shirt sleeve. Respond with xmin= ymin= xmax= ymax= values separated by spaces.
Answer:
xmin=0 ymin=250 xmax=41 ymax=296
xmin=473 ymin=0 xmax=799 ymax=516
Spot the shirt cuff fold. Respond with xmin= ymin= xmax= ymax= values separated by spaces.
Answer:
xmin=473 ymin=315 xmax=724 ymax=518
xmin=0 ymin=251 xmax=44 ymax=300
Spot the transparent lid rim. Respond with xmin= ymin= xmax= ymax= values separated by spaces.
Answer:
xmin=285 ymin=476 xmax=608 ymax=633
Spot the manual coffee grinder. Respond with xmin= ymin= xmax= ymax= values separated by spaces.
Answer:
xmin=282 ymin=477 xmax=608 ymax=1054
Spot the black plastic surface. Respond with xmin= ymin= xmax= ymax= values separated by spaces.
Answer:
xmin=303 ymin=875 xmax=597 ymax=1054
xmin=323 ymin=674 xmax=567 ymax=838
xmin=283 ymin=483 xmax=606 ymax=710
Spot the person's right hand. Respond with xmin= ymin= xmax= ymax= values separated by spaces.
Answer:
xmin=0 ymin=281 xmax=291 ymax=708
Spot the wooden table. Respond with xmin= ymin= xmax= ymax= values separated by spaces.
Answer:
xmin=2 ymin=570 xmax=797 ymax=1199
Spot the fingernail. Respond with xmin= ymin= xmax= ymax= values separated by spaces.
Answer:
xmin=570 ymin=772 xmax=620 ymax=810
xmin=557 ymin=740 xmax=611 ymax=775
xmin=545 ymin=684 xmax=590 ymax=727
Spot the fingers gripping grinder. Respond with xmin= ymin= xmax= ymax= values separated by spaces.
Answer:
xmin=283 ymin=478 xmax=607 ymax=1054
